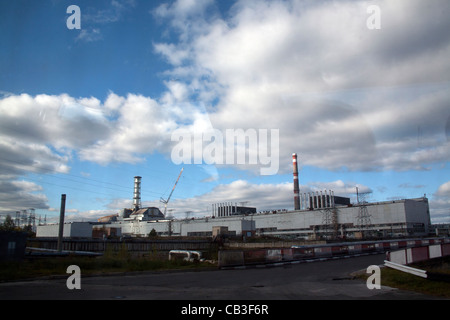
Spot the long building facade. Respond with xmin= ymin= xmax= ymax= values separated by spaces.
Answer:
xmin=36 ymin=197 xmax=431 ymax=239
xmin=103 ymin=196 xmax=431 ymax=239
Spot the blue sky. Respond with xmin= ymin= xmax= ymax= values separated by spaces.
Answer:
xmin=1 ymin=0 xmax=449 ymax=224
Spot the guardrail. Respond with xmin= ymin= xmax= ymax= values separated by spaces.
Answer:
xmin=384 ymin=260 xmax=427 ymax=278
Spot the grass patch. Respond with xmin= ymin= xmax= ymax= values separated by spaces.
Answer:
xmin=410 ymin=256 xmax=450 ymax=276
xmin=381 ymin=267 xmax=450 ymax=298
xmin=0 ymin=248 xmax=214 ymax=282
xmin=380 ymin=267 xmax=450 ymax=299
xmin=358 ymin=256 xmax=450 ymax=298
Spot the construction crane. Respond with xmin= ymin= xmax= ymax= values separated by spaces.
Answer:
xmin=160 ymin=167 xmax=184 ymax=218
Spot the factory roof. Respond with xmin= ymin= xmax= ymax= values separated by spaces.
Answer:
xmin=131 ymin=207 xmax=165 ymax=218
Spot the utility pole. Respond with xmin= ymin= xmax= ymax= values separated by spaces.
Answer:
xmin=57 ymin=194 xmax=66 ymax=252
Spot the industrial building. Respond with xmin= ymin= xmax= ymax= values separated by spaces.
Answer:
xmin=95 ymin=196 xmax=430 ymax=239
xmin=36 ymin=154 xmax=433 ymax=240
xmin=36 ymin=195 xmax=431 ymax=239
xmin=212 ymin=203 xmax=257 ymax=217
xmin=36 ymin=221 xmax=99 ymax=238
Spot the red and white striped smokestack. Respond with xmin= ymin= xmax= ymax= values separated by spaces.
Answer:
xmin=292 ymin=153 xmax=300 ymax=210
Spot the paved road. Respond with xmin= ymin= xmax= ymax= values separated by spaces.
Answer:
xmin=0 ymin=254 xmax=441 ymax=300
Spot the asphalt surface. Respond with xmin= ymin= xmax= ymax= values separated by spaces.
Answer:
xmin=0 ymin=253 xmax=442 ymax=300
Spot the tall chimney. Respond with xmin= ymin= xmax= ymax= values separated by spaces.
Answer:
xmin=133 ymin=176 xmax=142 ymax=210
xmin=292 ymin=153 xmax=300 ymax=210
xmin=57 ymin=194 xmax=66 ymax=253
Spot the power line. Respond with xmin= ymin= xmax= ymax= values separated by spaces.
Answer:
xmin=0 ymin=155 xmax=167 ymax=198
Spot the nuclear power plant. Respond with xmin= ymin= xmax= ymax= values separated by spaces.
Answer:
xmin=37 ymin=153 xmax=433 ymax=240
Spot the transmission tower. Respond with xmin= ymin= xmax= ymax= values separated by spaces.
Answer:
xmin=322 ymin=206 xmax=333 ymax=238
xmin=321 ymin=191 xmax=339 ymax=240
xmin=355 ymin=187 xmax=371 ymax=236
xmin=15 ymin=211 xmax=20 ymax=227
xmin=29 ymin=208 xmax=36 ymax=232
xmin=332 ymin=207 xmax=339 ymax=239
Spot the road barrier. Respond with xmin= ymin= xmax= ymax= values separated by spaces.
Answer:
xmin=382 ymin=242 xmax=450 ymax=281
xmin=386 ymin=242 xmax=450 ymax=265
xmin=218 ymin=237 xmax=450 ymax=268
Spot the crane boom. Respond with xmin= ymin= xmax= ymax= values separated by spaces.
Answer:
xmin=161 ymin=168 xmax=184 ymax=216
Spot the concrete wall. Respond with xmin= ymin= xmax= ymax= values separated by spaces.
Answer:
xmin=364 ymin=202 xmax=406 ymax=225
xmin=404 ymin=199 xmax=431 ymax=233
xmin=180 ymin=219 xmax=255 ymax=236
xmin=36 ymin=222 xmax=94 ymax=238
xmin=387 ymin=240 xmax=450 ymax=265
xmin=114 ymin=218 xmax=257 ymax=237
xmin=115 ymin=220 xmax=178 ymax=236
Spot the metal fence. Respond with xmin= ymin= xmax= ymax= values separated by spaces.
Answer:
xmin=28 ymin=238 xmax=217 ymax=253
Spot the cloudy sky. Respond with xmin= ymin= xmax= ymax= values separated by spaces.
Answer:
xmin=1 ymin=0 xmax=449 ymax=224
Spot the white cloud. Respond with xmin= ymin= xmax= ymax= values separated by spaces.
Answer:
xmin=436 ymin=182 xmax=450 ymax=197
xmin=0 ymin=179 xmax=49 ymax=215
xmin=0 ymin=93 xmax=111 ymax=152
xmin=152 ymin=0 xmax=450 ymax=173
xmin=308 ymin=180 xmax=372 ymax=197
xmin=0 ymin=93 xmax=113 ymax=215
xmin=65 ymin=209 xmax=107 ymax=223
xmin=74 ymin=0 xmax=137 ymax=43
xmin=187 ymin=0 xmax=449 ymax=92
xmin=146 ymin=179 xmax=372 ymax=219
xmin=78 ymin=92 xmax=185 ymax=164
xmin=84 ymin=0 xmax=137 ymax=24
xmin=75 ymin=28 xmax=102 ymax=43
xmin=153 ymin=0 xmax=215 ymax=36
xmin=0 ymin=91 xmax=207 ymax=173
xmin=431 ymin=181 xmax=450 ymax=224
xmin=153 ymin=43 xmax=191 ymax=66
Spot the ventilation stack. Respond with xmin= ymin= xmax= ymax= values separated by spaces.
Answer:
xmin=292 ymin=153 xmax=300 ymax=210
xmin=133 ymin=176 xmax=142 ymax=211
